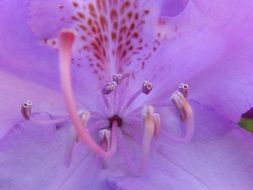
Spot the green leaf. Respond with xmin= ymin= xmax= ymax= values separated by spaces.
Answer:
xmin=239 ymin=118 xmax=253 ymax=132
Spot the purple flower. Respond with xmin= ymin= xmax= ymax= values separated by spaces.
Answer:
xmin=0 ymin=0 xmax=253 ymax=189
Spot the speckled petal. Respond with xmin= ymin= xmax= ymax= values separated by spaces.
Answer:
xmin=143 ymin=0 xmax=253 ymax=108
xmin=27 ymin=0 xmax=73 ymax=39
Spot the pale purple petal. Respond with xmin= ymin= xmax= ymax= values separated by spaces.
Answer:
xmin=190 ymin=44 xmax=253 ymax=122
xmin=160 ymin=0 xmax=189 ymax=17
xmin=0 ymin=0 xmax=105 ymax=111
xmin=0 ymin=114 xmax=104 ymax=190
xmin=107 ymin=102 xmax=253 ymax=190
xmin=0 ymin=0 xmax=63 ymax=89
xmin=141 ymin=0 xmax=253 ymax=106
xmin=0 ymin=0 xmax=253 ymax=190
xmin=27 ymin=0 xmax=73 ymax=39
xmin=0 ymin=71 xmax=65 ymax=138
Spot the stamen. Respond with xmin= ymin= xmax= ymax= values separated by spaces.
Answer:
xmin=153 ymin=113 xmax=161 ymax=137
xmin=120 ymin=80 xmax=153 ymax=114
xmin=64 ymin=111 xmax=90 ymax=167
xmin=171 ymin=90 xmax=188 ymax=121
xmin=142 ymin=81 xmax=153 ymax=95
xmin=79 ymin=110 xmax=90 ymax=125
xmin=58 ymin=30 xmax=116 ymax=158
xmin=112 ymin=73 xmax=123 ymax=84
xmin=163 ymin=89 xmax=194 ymax=143
xmin=63 ymin=127 xmax=77 ymax=168
xmin=21 ymin=100 xmax=32 ymax=120
xmin=139 ymin=105 xmax=155 ymax=173
xmin=99 ymin=129 xmax=111 ymax=152
xmin=102 ymin=81 xmax=117 ymax=111
xmin=21 ymin=100 xmax=68 ymax=125
xmin=99 ymin=121 xmax=118 ymax=156
xmin=178 ymin=83 xmax=189 ymax=98
xmin=102 ymin=81 xmax=117 ymax=95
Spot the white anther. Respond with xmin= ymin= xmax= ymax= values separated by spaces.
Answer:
xmin=165 ymin=90 xmax=194 ymax=143
xmin=78 ymin=110 xmax=90 ymax=124
xmin=140 ymin=105 xmax=156 ymax=172
xmin=99 ymin=128 xmax=111 ymax=151
xmin=170 ymin=90 xmax=188 ymax=121
xmin=75 ymin=110 xmax=90 ymax=142
xmin=142 ymin=81 xmax=153 ymax=95
xmin=21 ymin=100 xmax=32 ymax=120
xmin=178 ymin=83 xmax=189 ymax=98
xmin=143 ymin=105 xmax=154 ymax=117
xmin=112 ymin=73 xmax=123 ymax=84
xmin=153 ymin=113 xmax=161 ymax=137
xmin=103 ymin=81 xmax=117 ymax=95
xmin=99 ymin=128 xmax=111 ymax=140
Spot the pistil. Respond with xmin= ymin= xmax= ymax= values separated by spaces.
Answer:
xmin=58 ymin=30 xmax=119 ymax=158
xmin=160 ymin=86 xmax=194 ymax=143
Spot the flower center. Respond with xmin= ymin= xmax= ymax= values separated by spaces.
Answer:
xmin=19 ymin=30 xmax=195 ymax=174
xmin=20 ymin=0 xmax=196 ymax=174
xmin=109 ymin=114 xmax=123 ymax=127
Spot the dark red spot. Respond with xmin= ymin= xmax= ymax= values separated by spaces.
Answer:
xmin=111 ymin=9 xmax=118 ymax=20
xmin=89 ymin=3 xmax=95 ymax=12
xmin=71 ymin=16 xmax=79 ymax=21
xmin=99 ymin=16 xmax=108 ymax=30
xmin=72 ymin=2 xmax=79 ymax=8
xmin=120 ymin=26 xmax=127 ymax=33
xmin=88 ymin=18 xmax=93 ymax=26
xmin=143 ymin=9 xmax=150 ymax=15
xmin=130 ymin=23 xmax=135 ymax=30
xmin=77 ymin=12 xmax=85 ymax=19
xmin=113 ymin=22 xmax=118 ymax=30
xmin=127 ymin=12 xmax=133 ymax=19
xmin=111 ymin=32 xmax=117 ymax=41
xmin=81 ymin=36 xmax=86 ymax=41
xmin=133 ymin=32 xmax=139 ymax=38
xmin=121 ymin=1 xmax=130 ymax=13
xmin=79 ymin=25 xmax=88 ymax=31
xmin=134 ymin=13 xmax=139 ymax=20
xmin=92 ymin=26 xmax=97 ymax=33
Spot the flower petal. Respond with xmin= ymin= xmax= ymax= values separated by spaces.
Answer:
xmin=190 ymin=42 xmax=253 ymax=122
xmin=186 ymin=0 xmax=253 ymax=121
xmin=157 ymin=131 xmax=253 ymax=190
xmin=158 ymin=100 xmax=234 ymax=142
xmin=27 ymin=0 xmax=73 ymax=39
xmin=0 ymin=0 xmax=105 ymax=112
xmin=0 ymin=0 xmax=60 ymax=89
xmin=107 ymin=102 xmax=253 ymax=190
xmin=0 ymin=71 xmax=65 ymax=138
xmin=144 ymin=0 xmax=253 ymax=106
xmin=160 ymin=0 xmax=189 ymax=17
xmin=0 ymin=115 xmax=103 ymax=190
